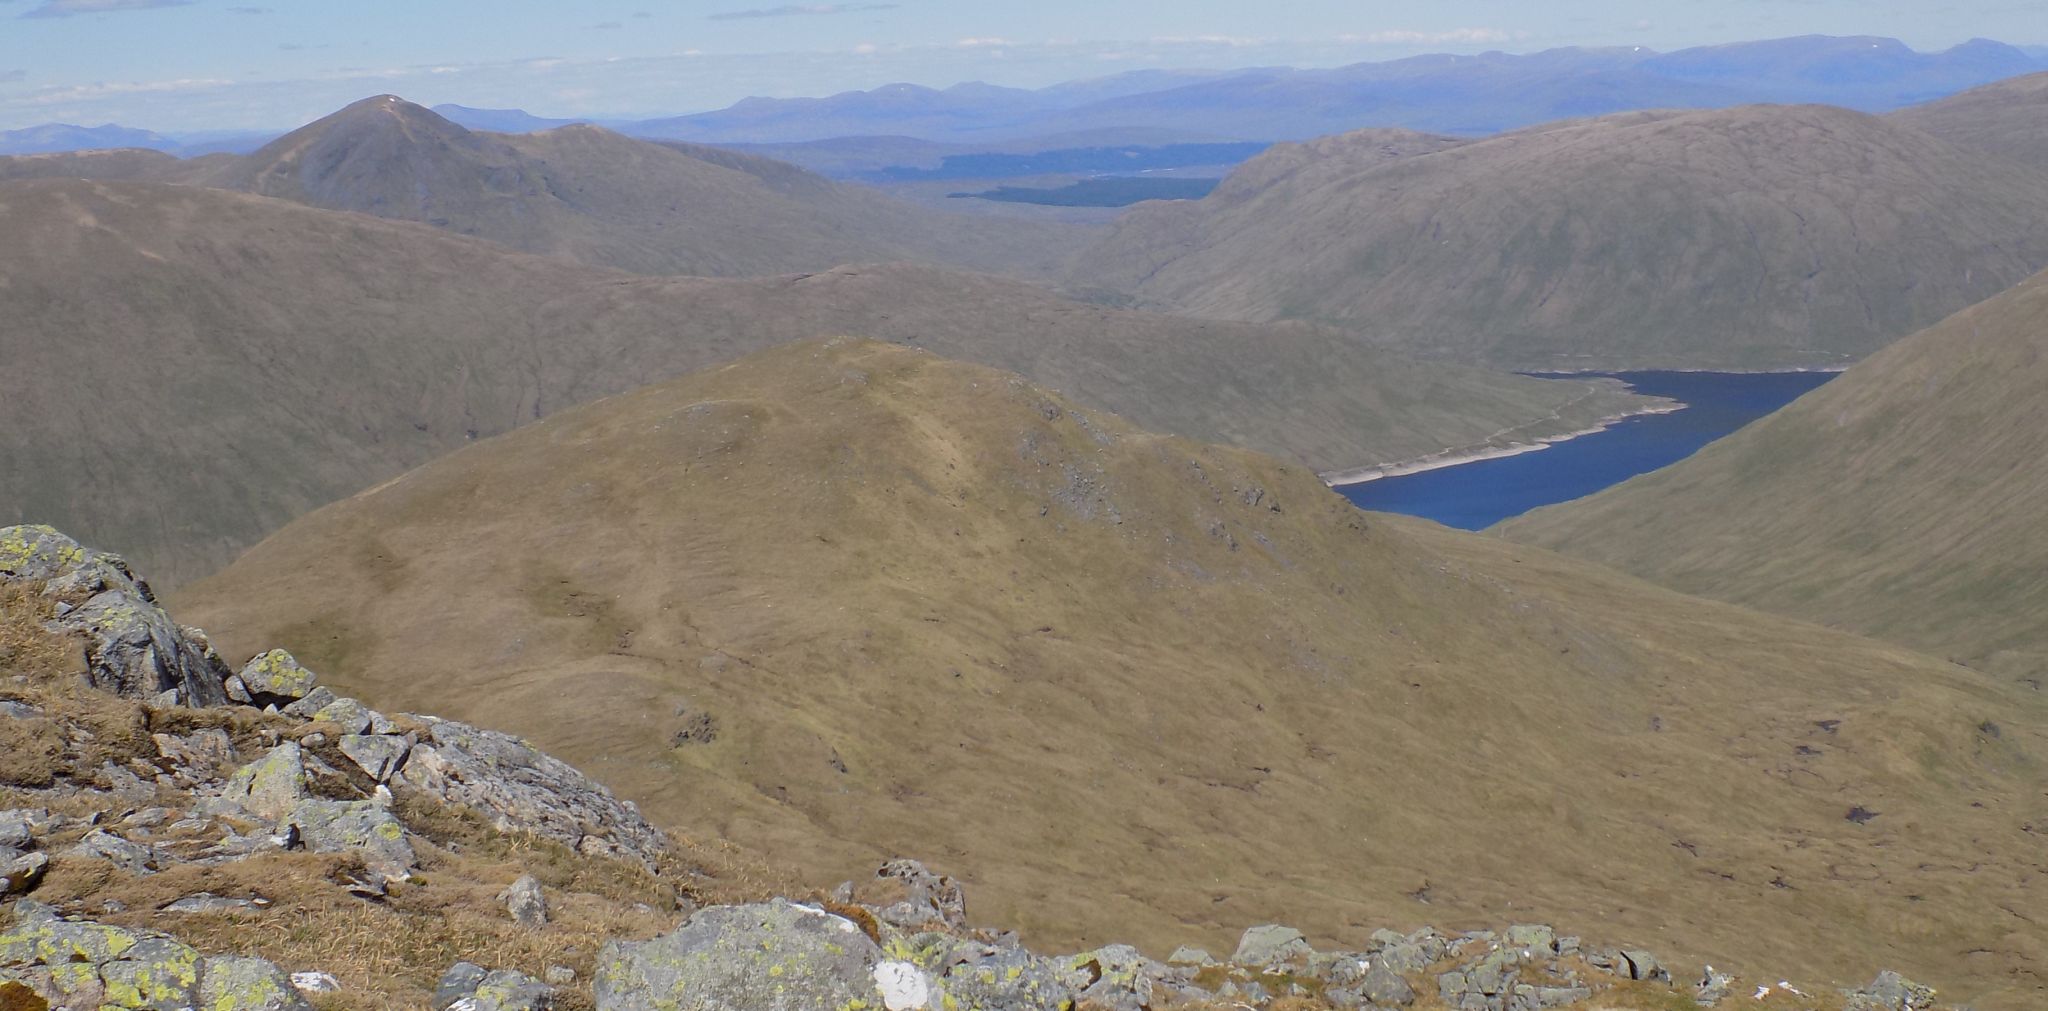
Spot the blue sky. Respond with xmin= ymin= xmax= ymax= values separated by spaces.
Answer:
xmin=0 ymin=0 xmax=2041 ymax=131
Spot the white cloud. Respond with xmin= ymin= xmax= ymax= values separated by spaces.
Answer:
xmin=1337 ymin=28 xmax=1517 ymax=46
xmin=20 ymin=0 xmax=191 ymax=17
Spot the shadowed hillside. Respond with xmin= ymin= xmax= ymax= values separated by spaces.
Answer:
xmin=0 ymin=178 xmax=1650 ymax=585
xmin=1890 ymin=70 xmax=2048 ymax=166
xmin=177 ymin=339 xmax=2048 ymax=1009
xmin=1071 ymin=104 xmax=2048 ymax=369
xmin=1499 ymin=268 xmax=2048 ymax=685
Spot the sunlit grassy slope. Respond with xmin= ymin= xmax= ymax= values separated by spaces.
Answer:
xmin=178 ymin=339 xmax=2048 ymax=1008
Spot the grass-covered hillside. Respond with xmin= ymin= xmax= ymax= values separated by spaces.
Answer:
xmin=175 ymin=339 xmax=2048 ymax=1007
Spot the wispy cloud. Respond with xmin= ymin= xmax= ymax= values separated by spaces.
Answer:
xmin=1336 ymin=28 xmax=1517 ymax=46
xmin=588 ymin=21 xmax=622 ymax=30
xmin=0 ymin=70 xmax=24 ymax=84
xmin=708 ymin=3 xmax=896 ymax=21
xmin=20 ymin=0 xmax=192 ymax=17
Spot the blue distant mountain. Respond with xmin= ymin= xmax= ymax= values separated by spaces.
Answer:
xmin=0 ymin=123 xmax=171 ymax=155
xmin=0 ymin=122 xmax=274 ymax=157
xmin=430 ymin=104 xmax=592 ymax=133
xmin=8 ymin=35 xmax=2043 ymax=158
xmin=621 ymin=35 xmax=2048 ymax=144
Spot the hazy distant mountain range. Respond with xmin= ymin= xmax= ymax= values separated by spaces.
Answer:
xmin=625 ymin=35 xmax=2046 ymax=145
xmin=7 ymin=35 xmax=2042 ymax=160
xmin=0 ymin=121 xmax=277 ymax=157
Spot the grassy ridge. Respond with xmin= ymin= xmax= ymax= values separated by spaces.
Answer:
xmin=176 ymin=339 xmax=2048 ymax=1008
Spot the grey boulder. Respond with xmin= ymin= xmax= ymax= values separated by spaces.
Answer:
xmin=595 ymin=899 xmax=909 ymax=1011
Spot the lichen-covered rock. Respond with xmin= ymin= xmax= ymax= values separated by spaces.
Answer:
xmin=398 ymin=717 xmax=667 ymax=867
xmin=0 ymin=812 xmax=33 ymax=852
xmin=219 ymin=743 xmax=309 ymax=820
xmin=66 ymin=829 xmax=162 ymax=876
xmin=1361 ymin=962 xmax=1416 ymax=1007
xmin=500 ymin=875 xmax=548 ymax=929
xmin=197 ymin=955 xmax=314 ymax=1010
xmin=928 ymin=940 xmax=1075 ymax=1011
xmin=1372 ymin=929 xmax=1448 ymax=973
xmin=1847 ymin=970 xmax=1937 ymax=1011
xmin=236 ymin=650 xmax=319 ymax=707
xmin=280 ymin=687 xmax=339 ymax=719
xmin=0 ymin=526 xmax=229 ymax=708
xmin=282 ymin=799 xmax=416 ymax=877
xmin=867 ymin=858 xmax=968 ymax=931
xmin=0 ymin=903 xmax=290 ymax=1011
xmin=442 ymin=966 xmax=557 ymax=1011
xmin=1501 ymin=925 xmax=1557 ymax=955
xmin=2 ymin=852 xmax=48 ymax=896
xmin=152 ymin=729 xmax=237 ymax=787
xmin=98 ymin=936 xmax=202 ymax=1010
xmin=1061 ymin=944 xmax=1169 ymax=1011
xmin=310 ymin=697 xmax=393 ymax=736
xmin=1231 ymin=923 xmax=1312 ymax=967
xmin=594 ymin=900 xmax=890 ymax=1011
xmin=337 ymin=733 xmax=411 ymax=783
xmin=436 ymin=963 xmax=491 ymax=1011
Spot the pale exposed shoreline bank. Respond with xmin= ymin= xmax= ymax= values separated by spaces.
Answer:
xmin=1322 ymin=401 xmax=1687 ymax=487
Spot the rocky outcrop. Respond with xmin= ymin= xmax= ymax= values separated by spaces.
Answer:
xmin=595 ymin=900 xmax=894 ymax=1011
xmin=397 ymin=717 xmax=668 ymax=868
xmin=0 ymin=901 xmax=311 ymax=1010
xmin=0 ymin=525 xmax=228 ymax=707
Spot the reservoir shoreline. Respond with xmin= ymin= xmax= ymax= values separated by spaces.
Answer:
xmin=1333 ymin=369 xmax=1840 ymax=530
xmin=1322 ymin=401 xmax=1686 ymax=487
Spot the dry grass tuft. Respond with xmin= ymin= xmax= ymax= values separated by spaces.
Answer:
xmin=0 ymin=583 xmax=81 ymax=685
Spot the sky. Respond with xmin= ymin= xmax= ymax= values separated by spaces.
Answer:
xmin=0 ymin=0 xmax=2042 ymax=132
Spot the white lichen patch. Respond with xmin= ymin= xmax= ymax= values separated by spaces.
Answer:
xmin=873 ymin=960 xmax=932 ymax=1011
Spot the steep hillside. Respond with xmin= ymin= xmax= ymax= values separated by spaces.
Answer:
xmin=0 ymin=179 xmax=1648 ymax=585
xmin=1072 ymin=104 xmax=2048 ymax=369
xmin=178 ymin=339 xmax=2048 ymax=1008
xmin=1890 ymin=70 xmax=2048 ymax=165
xmin=187 ymin=95 xmax=1090 ymax=280
xmin=1499 ymin=269 xmax=2048 ymax=684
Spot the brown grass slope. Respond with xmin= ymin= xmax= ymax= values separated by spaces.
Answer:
xmin=0 ymin=178 xmax=1649 ymax=586
xmin=1071 ymin=104 xmax=2048 ymax=369
xmin=183 ymin=95 xmax=1090 ymax=280
xmin=1890 ymin=70 xmax=2048 ymax=167
xmin=176 ymin=339 xmax=2048 ymax=1008
xmin=1499 ymin=268 xmax=2048 ymax=686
